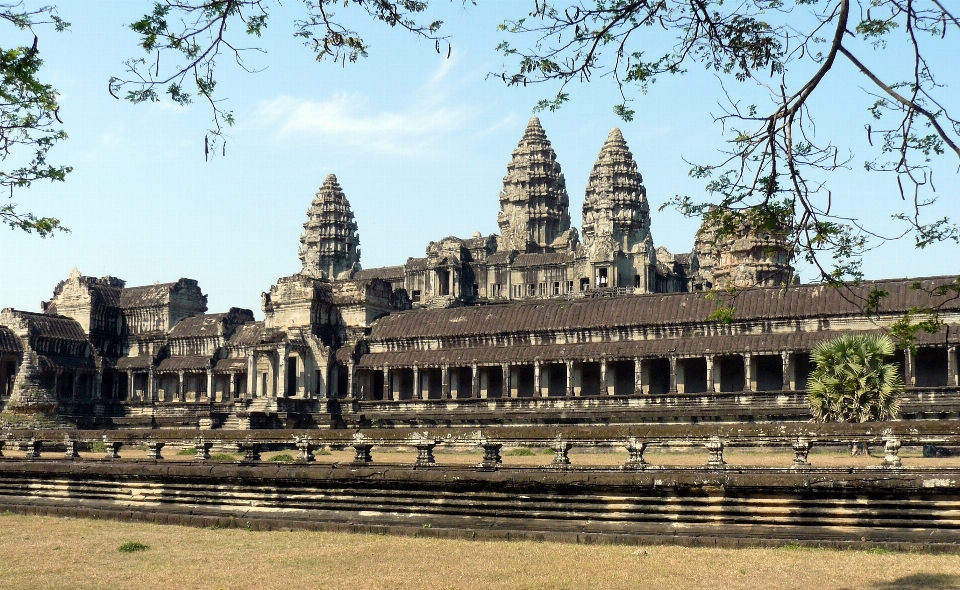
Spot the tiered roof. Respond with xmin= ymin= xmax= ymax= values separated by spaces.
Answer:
xmin=582 ymin=128 xmax=651 ymax=254
xmin=497 ymin=117 xmax=571 ymax=252
xmin=299 ymin=174 xmax=360 ymax=280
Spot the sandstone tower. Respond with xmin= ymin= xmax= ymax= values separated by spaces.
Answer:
xmin=497 ymin=117 xmax=573 ymax=252
xmin=299 ymin=174 xmax=361 ymax=280
xmin=5 ymin=338 xmax=57 ymax=416
xmin=693 ymin=209 xmax=794 ymax=289
xmin=581 ymin=128 xmax=655 ymax=291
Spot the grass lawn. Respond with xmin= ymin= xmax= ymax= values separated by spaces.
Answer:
xmin=0 ymin=513 xmax=957 ymax=589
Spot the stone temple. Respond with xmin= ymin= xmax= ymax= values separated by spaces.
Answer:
xmin=0 ymin=119 xmax=957 ymax=429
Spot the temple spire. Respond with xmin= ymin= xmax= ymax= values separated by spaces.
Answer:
xmin=299 ymin=174 xmax=361 ymax=280
xmin=497 ymin=118 xmax=572 ymax=252
xmin=582 ymin=127 xmax=651 ymax=255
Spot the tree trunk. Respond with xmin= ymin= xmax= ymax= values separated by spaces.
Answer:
xmin=851 ymin=442 xmax=870 ymax=456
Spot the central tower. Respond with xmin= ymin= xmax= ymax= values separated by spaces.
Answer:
xmin=497 ymin=117 xmax=572 ymax=252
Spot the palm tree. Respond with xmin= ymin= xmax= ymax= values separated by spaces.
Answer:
xmin=807 ymin=334 xmax=905 ymax=424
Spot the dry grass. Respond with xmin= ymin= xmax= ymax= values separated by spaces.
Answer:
xmin=0 ymin=513 xmax=958 ymax=590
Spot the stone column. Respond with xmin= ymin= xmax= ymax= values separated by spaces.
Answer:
xmin=71 ymin=371 xmax=79 ymax=401
xmin=50 ymin=370 xmax=60 ymax=401
xmin=277 ymin=349 xmax=287 ymax=399
xmin=566 ymin=361 xmax=574 ymax=396
xmin=441 ymin=365 xmax=450 ymax=399
xmin=669 ymin=356 xmax=678 ymax=393
xmin=533 ymin=361 xmax=542 ymax=398
xmin=124 ymin=370 xmax=133 ymax=401
xmin=573 ymin=362 xmax=582 ymax=396
xmin=599 ymin=360 xmax=608 ymax=396
xmin=471 ymin=364 xmax=479 ymax=399
xmin=148 ymin=369 xmax=156 ymax=402
xmin=205 ymin=369 xmax=213 ymax=402
xmin=781 ymin=351 xmax=794 ymax=391
xmin=634 ymin=358 xmax=643 ymax=395
xmin=413 ymin=366 xmax=421 ymax=400
xmin=703 ymin=356 xmax=714 ymax=393
xmin=949 ymin=346 xmax=958 ymax=387
xmin=392 ymin=370 xmax=401 ymax=401
xmin=904 ymin=348 xmax=915 ymax=387
xmin=450 ymin=367 xmax=459 ymax=398
xmin=744 ymin=353 xmax=754 ymax=391
xmin=509 ymin=365 xmax=519 ymax=398
xmin=111 ymin=375 xmax=119 ymax=400
xmin=94 ymin=372 xmax=102 ymax=400
xmin=501 ymin=364 xmax=510 ymax=398
xmin=177 ymin=370 xmax=185 ymax=402
xmin=347 ymin=360 xmax=355 ymax=399
xmin=247 ymin=354 xmax=256 ymax=399
xmin=382 ymin=365 xmax=391 ymax=401
xmin=479 ymin=367 xmax=489 ymax=399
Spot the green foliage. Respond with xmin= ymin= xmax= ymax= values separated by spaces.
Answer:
xmin=870 ymin=277 xmax=960 ymax=351
xmin=209 ymin=453 xmax=236 ymax=461
xmin=177 ymin=447 xmax=197 ymax=456
xmin=270 ymin=453 xmax=295 ymax=462
xmin=807 ymin=334 xmax=904 ymax=423
xmin=88 ymin=441 xmax=107 ymax=454
xmin=1 ymin=3 xmax=71 ymax=236
xmin=314 ymin=448 xmax=332 ymax=456
xmin=707 ymin=305 xmax=737 ymax=324
xmin=118 ymin=541 xmax=149 ymax=553
xmin=505 ymin=447 xmax=535 ymax=456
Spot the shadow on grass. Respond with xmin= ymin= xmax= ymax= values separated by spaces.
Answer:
xmin=870 ymin=573 xmax=960 ymax=589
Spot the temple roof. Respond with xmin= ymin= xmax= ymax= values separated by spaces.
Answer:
xmin=0 ymin=326 xmax=22 ymax=355
xmin=367 ymin=277 xmax=960 ymax=341
xmin=355 ymin=265 xmax=405 ymax=281
xmin=358 ymin=325 xmax=960 ymax=367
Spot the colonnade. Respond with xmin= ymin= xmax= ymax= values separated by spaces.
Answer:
xmin=355 ymin=345 xmax=960 ymax=401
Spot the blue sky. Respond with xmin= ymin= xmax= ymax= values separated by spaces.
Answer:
xmin=2 ymin=0 xmax=958 ymax=317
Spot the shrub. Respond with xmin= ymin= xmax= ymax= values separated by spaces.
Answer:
xmin=210 ymin=453 xmax=236 ymax=461
xmin=807 ymin=334 xmax=904 ymax=423
xmin=118 ymin=541 xmax=149 ymax=553
xmin=314 ymin=449 xmax=332 ymax=456
xmin=88 ymin=441 xmax=107 ymax=453
xmin=177 ymin=447 xmax=198 ymax=456
xmin=506 ymin=447 xmax=536 ymax=456
xmin=270 ymin=453 xmax=295 ymax=462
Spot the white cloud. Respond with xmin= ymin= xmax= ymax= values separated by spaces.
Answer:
xmin=252 ymin=53 xmax=476 ymax=157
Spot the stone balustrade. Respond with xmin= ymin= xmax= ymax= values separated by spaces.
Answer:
xmin=0 ymin=422 xmax=940 ymax=472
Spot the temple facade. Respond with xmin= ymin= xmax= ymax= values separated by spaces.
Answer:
xmin=0 ymin=119 xmax=956 ymax=429
xmin=353 ymin=118 xmax=792 ymax=306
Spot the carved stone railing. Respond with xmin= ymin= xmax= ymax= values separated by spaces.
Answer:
xmin=0 ymin=421 xmax=949 ymax=472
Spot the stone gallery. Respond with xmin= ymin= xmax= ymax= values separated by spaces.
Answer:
xmin=1 ymin=118 xmax=957 ymax=429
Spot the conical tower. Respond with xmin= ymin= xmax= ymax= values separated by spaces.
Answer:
xmin=497 ymin=117 xmax=572 ymax=252
xmin=299 ymin=174 xmax=360 ymax=280
xmin=582 ymin=128 xmax=651 ymax=254
xmin=5 ymin=339 xmax=57 ymax=415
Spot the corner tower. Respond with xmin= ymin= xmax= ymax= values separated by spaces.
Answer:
xmin=299 ymin=174 xmax=361 ymax=280
xmin=497 ymin=117 xmax=572 ymax=252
